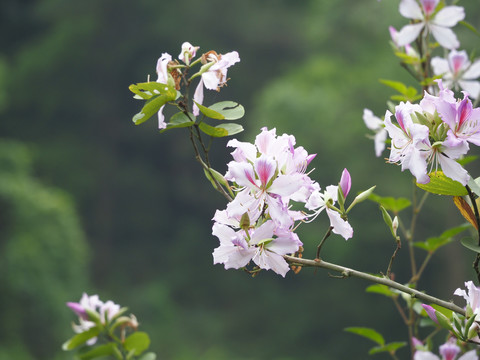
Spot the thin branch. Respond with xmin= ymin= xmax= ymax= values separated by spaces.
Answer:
xmin=386 ymin=237 xmax=401 ymax=279
xmin=284 ymin=255 xmax=466 ymax=316
xmin=316 ymin=226 xmax=333 ymax=260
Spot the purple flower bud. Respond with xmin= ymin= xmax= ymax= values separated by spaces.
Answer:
xmin=339 ymin=168 xmax=351 ymax=198
xmin=422 ymin=304 xmax=438 ymax=324
xmin=67 ymin=302 xmax=88 ymax=320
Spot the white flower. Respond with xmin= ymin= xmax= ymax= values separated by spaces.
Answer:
xmin=363 ymin=108 xmax=387 ymax=157
xmin=396 ymin=0 xmax=464 ymax=49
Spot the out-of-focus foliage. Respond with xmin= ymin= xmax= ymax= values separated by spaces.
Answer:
xmin=2 ymin=0 xmax=480 ymax=359
xmin=0 ymin=140 xmax=89 ymax=359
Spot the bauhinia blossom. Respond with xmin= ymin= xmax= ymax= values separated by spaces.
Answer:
xmin=67 ymin=293 xmax=122 ymax=345
xmin=454 ymin=281 xmax=480 ymax=320
xmin=178 ymin=42 xmax=199 ymax=65
xmin=363 ymin=108 xmax=387 ymax=157
xmin=414 ymin=337 xmax=478 ymax=360
xmin=212 ymin=220 xmax=302 ymax=277
xmin=155 ymin=53 xmax=173 ymax=129
xmin=305 ymin=169 xmax=354 ymax=241
xmin=212 ymin=128 xmax=322 ymax=276
xmin=225 ymin=128 xmax=316 ymax=228
xmin=432 ymin=50 xmax=480 ymax=99
xmin=193 ymin=50 xmax=240 ymax=116
xmin=396 ymin=0 xmax=465 ymax=49
xmin=384 ymin=101 xmax=431 ymax=184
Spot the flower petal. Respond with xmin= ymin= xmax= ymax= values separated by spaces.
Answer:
xmin=430 ymin=25 xmax=460 ymax=49
xmin=399 ymin=0 xmax=423 ymax=20
xmin=396 ymin=23 xmax=424 ymax=47
xmin=432 ymin=6 xmax=465 ymax=28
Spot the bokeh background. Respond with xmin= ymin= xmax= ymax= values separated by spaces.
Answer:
xmin=1 ymin=0 xmax=480 ymax=359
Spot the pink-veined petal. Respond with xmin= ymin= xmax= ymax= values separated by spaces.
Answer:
xmin=227 ymin=161 xmax=258 ymax=188
xmin=420 ymin=0 xmax=439 ymax=16
xmin=254 ymin=155 xmax=276 ymax=187
xmin=413 ymin=351 xmax=440 ymax=360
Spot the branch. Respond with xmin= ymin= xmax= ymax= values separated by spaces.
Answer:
xmin=284 ymin=255 xmax=465 ymax=316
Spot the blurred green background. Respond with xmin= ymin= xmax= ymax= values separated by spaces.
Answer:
xmin=1 ymin=0 xmax=480 ymax=359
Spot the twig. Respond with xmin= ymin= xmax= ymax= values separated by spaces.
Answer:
xmin=284 ymin=255 xmax=466 ymax=316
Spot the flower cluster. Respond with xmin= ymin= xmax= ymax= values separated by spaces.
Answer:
xmin=414 ymin=337 xmax=478 ymax=360
xmin=367 ymin=81 xmax=480 ymax=185
xmin=154 ymin=42 xmax=240 ymax=129
xmin=212 ymin=127 xmax=356 ymax=277
xmin=67 ymin=293 xmax=136 ymax=345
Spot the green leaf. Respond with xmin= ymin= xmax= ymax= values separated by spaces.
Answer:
xmin=368 ymin=193 xmax=411 ymax=213
xmin=458 ymin=155 xmax=478 ymax=166
xmin=132 ymin=86 xmax=177 ymax=125
xmin=138 ymin=353 xmax=157 ymax=360
xmin=380 ymin=79 xmax=408 ymax=94
xmin=414 ymin=236 xmax=452 ymax=252
xmin=366 ymin=284 xmax=396 ymax=298
xmin=414 ymin=223 xmax=469 ymax=253
xmin=461 ymin=237 xmax=480 ymax=254
xmin=416 ymin=171 xmax=468 ymax=196
xmin=62 ymin=327 xmax=100 ymax=351
xmin=459 ymin=21 xmax=480 ymax=37
xmin=369 ymin=342 xmax=407 ymax=355
xmin=345 ymin=327 xmax=384 ymax=346
xmin=78 ymin=343 xmax=118 ymax=360
xmin=129 ymin=82 xmax=175 ymax=100
xmin=159 ymin=112 xmax=195 ymax=132
xmin=198 ymin=122 xmax=244 ymax=137
xmin=209 ymin=101 xmax=245 ymax=120
xmin=123 ymin=332 xmax=150 ymax=356
xmin=194 ymin=102 xmax=225 ymax=120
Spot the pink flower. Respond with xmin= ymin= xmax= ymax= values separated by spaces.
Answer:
xmin=306 ymin=184 xmax=353 ymax=240
xmin=363 ymin=108 xmax=387 ymax=157
xmin=432 ymin=50 xmax=480 ymax=99
xmin=212 ymin=220 xmax=302 ymax=277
